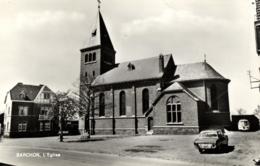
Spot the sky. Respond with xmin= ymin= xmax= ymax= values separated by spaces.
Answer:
xmin=0 ymin=0 xmax=259 ymax=114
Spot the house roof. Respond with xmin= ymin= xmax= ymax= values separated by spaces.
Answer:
xmin=92 ymin=54 xmax=172 ymax=86
xmin=174 ymin=62 xmax=229 ymax=82
xmin=10 ymin=83 xmax=44 ymax=101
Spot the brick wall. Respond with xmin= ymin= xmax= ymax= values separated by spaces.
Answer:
xmin=80 ymin=48 xmax=101 ymax=79
xmin=152 ymin=92 xmax=200 ymax=134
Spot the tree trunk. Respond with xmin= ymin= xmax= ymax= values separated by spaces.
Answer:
xmin=59 ymin=117 xmax=63 ymax=142
xmin=85 ymin=113 xmax=90 ymax=138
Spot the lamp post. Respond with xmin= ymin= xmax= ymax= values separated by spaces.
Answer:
xmin=58 ymin=97 xmax=67 ymax=142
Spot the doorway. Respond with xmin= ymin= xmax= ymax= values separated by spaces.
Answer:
xmin=147 ymin=117 xmax=153 ymax=131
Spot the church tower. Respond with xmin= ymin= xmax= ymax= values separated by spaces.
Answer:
xmin=80 ymin=7 xmax=116 ymax=83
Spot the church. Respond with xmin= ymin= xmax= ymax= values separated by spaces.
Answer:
xmin=79 ymin=8 xmax=231 ymax=135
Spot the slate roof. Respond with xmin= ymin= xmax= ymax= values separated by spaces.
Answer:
xmin=10 ymin=83 xmax=43 ymax=101
xmin=81 ymin=11 xmax=115 ymax=52
xmin=174 ymin=62 xmax=229 ymax=82
xmin=164 ymin=82 xmax=202 ymax=101
xmin=92 ymin=54 xmax=172 ymax=86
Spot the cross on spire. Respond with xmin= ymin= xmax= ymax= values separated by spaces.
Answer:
xmin=204 ymin=54 xmax=207 ymax=63
xmin=97 ymin=0 xmax=101 ymax=10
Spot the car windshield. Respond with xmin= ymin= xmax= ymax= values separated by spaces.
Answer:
xmin=200 ymin=131 xmax=218 ymax=137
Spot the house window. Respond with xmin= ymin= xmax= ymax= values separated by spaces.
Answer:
xmin=18 ymin=122 xmax=27 ymax=132
xmin=39 ymin=107 xmax=50 ymax=120
xmin=85 ymin=72 xmax=88 ymax=77
xmin=43 ymin=93 xmax=50 ymax=99
xmin=40 ymin=107 xmax=49 ymax=115
xmin=119 ymin=91 xmax=126 ymax=116
xmin=166 ymin=96 xmax=182 ymax=123
xmin=45 ymin=122 xmax=51 ymax=131
xmin=39 ymin=122 xmax=43 ymax=131
xmin=99 ymin=93 xmax=105 ymax=117
xmin=210 ymin=85 xmax=218 ymax=110
xmin=93 ymin=71 xmax=96 ymax=77
xmin=142 ymin=89 xmax=149 ymax=114
xmin=18 ymin=106 xmax=28 ymax=116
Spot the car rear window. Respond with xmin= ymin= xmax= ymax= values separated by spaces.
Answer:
xmin=200 ymin=132 xmax=218 ymax=137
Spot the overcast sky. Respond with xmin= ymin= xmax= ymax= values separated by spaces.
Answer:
xmin=0 ymin=0 xmax=259 ymax=114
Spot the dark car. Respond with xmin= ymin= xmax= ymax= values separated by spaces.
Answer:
xmin=194 ymin=129 xmax=228 ymax=153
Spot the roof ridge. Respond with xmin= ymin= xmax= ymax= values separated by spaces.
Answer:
xmin=119 ymin=54 xmax=172 ymax=64
xmin=176 ymin=61 xmax=205 ymax=66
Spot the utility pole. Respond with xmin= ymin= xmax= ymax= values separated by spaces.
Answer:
xmin=248 ymin=70 xmax=260 ymax=91
xmin=249 ymin=1 xmax=260 ymax=91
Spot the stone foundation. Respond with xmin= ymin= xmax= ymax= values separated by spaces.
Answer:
xmin=153 ymin=126 xmax=199 ymax=135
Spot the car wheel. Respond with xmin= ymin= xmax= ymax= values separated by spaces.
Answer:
xmin=199 ymin=148 xmax=204 ymax=154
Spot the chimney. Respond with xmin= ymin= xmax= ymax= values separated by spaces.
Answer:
xmin=159 ymin=54 xmax=164 ymax=73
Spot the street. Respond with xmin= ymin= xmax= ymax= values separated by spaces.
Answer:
xmin=0 ymin=145 xmax=194 ymax=166
xmin=0 ymin=131 xmax=259 ymax=166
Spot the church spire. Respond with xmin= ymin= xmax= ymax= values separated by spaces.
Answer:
xmin=80 ymin=2 xmax=116 ymax=81
xmin=86 ymin=1 xmax=115 ymax=53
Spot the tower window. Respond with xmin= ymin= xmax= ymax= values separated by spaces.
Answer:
xmin=85 ymin=72 xmax=88 ymax=77
xmin=93 ymin=71 xmax=95 ymax=77
xmin=93 ymin=52 xmax=96 ymax=61
xmin=89 ymin=53 xmax=93 ymax=62
xmin=85 ymin=54 xmax=88 ymax=63
xmin=84 ymin=52 xmax=96 ymax=63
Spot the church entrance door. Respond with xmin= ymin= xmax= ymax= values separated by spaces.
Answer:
xmin=148 ymin=117 xmax=153 ymax=131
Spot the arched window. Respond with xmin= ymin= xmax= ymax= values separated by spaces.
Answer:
xmin=85 ymin=54 xmax=88 ymax=63
xmin=210 ymin=85 xmax=218 ymax=110
xmin=166 ymin=96 xmax=181 ymax=123
xmin=89 ymin=53 xmax=93 ymax=62
xmin=99 ymin=93 xmax=105 ymax=117
xmin=93 ymin=52 xmax=96 ymax=61
xmin=142 ymin=89 xmax=149 ymax=114
xmin=119 ymin=91 xmax=126 ymax=116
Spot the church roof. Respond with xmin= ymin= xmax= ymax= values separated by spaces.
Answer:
xmin=174 ymin=62 xmax=229 ymax=82
xmin=9 ymin=83 xmax=43 ymax=101
xmin=92 ymin=54 xmax=172 ymax=86
xmin=164 ymin=82 xmax=202 ymax=101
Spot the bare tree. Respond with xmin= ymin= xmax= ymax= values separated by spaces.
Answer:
xmin=71 ymin=75 xmax=96 ymax=139
xmin=52 ymin=91 xmax=79 ymax=142
xmin=72 ymin=75 xmax=113 ymax=139
xmin=237 ymin=108 xmax=246 ymax=115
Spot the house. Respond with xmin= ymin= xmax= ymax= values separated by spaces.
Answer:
xmin=79 ymin=9 xmax=231 ymax=135
xmin=3 ymin=83 xmax=59 ymax=137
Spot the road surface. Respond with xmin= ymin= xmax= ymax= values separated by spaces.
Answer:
xmin=0 ymin=145 xmax=195 ymax=166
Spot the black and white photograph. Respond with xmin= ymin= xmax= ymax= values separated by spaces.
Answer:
xmin=0 ymin=0 xmax=260 ymax=166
